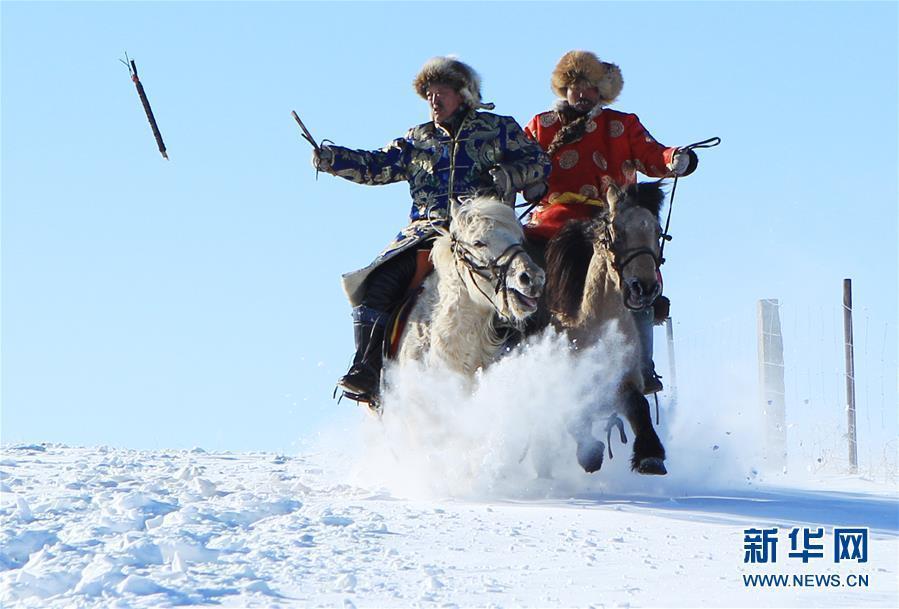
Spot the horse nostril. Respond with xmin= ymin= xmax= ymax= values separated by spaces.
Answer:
xmin=518 ymin=272 xmax=531 ymax=286
xmin=628 ymin=278 xmax=644 ymax=296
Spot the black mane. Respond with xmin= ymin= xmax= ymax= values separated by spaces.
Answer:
xmin=625 ymin=182 xmax=666 ymax=220
xmin=545 ymin=219 xmax=597 ymax=321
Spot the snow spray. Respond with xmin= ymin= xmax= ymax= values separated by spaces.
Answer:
xmin=318 ymin=326 xmax=766 ymax=501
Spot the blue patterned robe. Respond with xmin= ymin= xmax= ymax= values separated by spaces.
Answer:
xmin=325 ymin=109 xmax=550 ymax=305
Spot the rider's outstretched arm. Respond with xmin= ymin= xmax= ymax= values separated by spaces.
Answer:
xmin=315 ymin=133 xmax=412 ymax=186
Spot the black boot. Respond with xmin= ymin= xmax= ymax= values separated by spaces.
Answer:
xmin=338 ymin=321 xmax=386 ymax=400
xmin=339 ymin=252 xmax=416 ymax=401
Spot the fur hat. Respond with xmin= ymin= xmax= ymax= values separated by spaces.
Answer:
xmin=413 ymin=57 xmax=495 ymax=110
xmin=551 ymin=50 xmax=623 ymax=105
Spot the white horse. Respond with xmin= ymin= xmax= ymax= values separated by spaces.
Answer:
xmin=393 ymin=197 xmax=545 ymax=380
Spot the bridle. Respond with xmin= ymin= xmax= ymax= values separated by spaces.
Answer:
xmin=614 ymin=246 xmax=662 ymax=276
xmin=450 ymin=235 xmax=531 ymax=321
xmin=597 ymin=216 xmax=663 ymax=311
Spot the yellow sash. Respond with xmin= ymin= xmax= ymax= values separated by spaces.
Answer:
xmin=547 ymin=192 xmax=606 ymax=207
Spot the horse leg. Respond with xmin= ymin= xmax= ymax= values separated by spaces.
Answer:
xmin=567 ymin=411 xmax=606 ymax=474
xmin=621 ymin=387 xmax=667 ymax=475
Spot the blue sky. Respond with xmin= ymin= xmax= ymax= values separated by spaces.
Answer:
xmin=2 ymin=2 xmax=896 ymax=456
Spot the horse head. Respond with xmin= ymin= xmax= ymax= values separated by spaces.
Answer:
xmin=443 ymin=197 xmax=545 ymax=324
xmin=607 ymin=182 xmax=665 ymax=311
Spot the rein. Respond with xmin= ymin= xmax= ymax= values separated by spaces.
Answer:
xmin=658 ymin=136 xmax=721 ymax=263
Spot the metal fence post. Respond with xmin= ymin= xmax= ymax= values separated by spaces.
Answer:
xmin=843 ymin=279 xmax=858 ymax=474
xmin=665 ymin=317 xmax=678 ymax=409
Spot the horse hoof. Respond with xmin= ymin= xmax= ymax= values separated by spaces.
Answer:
xmin=635 ymin=457 xmax=667 ymax=475
xmin=576 ymin=440 xmax=605 ymax=473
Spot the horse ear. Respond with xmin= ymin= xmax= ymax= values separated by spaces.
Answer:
xmin=606 ymin=182 xmax=625 ymax=215
xmin=449 ymin=197 xmax=468 ymax=228
xmin=449 ymin=198 xmax=461 ymax=222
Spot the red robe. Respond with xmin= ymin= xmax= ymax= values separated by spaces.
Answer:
xmin=524 ymin=107 xmax=677 ymax=241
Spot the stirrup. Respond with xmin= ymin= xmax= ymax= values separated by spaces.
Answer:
xmin=335 ymin=386 xmax=381 ymax=413
xmin=604 ymin=414 xmax=628 ymax=460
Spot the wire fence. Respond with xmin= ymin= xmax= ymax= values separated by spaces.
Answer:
xmin=657 ymin=297 xmax=897 ymax=483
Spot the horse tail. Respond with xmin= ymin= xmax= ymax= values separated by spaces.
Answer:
xmin=627 ymin=181 xmax=667 ymax=220
xmin=545 ymin=219 xmax=594 ymax=320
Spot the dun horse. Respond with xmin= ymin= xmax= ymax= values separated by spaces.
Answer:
xmin=543 ymin=182 xmax=668 ymax=475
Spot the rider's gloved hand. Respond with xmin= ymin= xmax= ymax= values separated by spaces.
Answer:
xmin=312 ymin=145 xmax=335 ymax=172
xmin=523 ymin=181 xmax=548 ymax=204
xmin=489 ymin=165 xmax=515 ymax=203
xmin=667 ymin=149 xmax=698 ymax=177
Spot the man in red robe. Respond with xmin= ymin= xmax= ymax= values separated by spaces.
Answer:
xmin=524 ymin=50 xmax=699 ymax=393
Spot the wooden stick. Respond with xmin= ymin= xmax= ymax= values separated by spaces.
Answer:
xmin=126 ymin=58 xmax=168 ymax=159
xmin=291 ymin=110 xmax=320 ymax=150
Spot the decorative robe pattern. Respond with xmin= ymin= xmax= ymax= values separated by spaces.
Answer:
xmin=524 ymin=107 xmax=677 ymax=241
xmin=326 ymin=110 xmax=549 ymax=305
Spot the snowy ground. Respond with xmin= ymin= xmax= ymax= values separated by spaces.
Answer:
xmin=2 ymin=337 xmax=897 ymax=607
xmin=1 ymin=441 xmax=897 ymax=609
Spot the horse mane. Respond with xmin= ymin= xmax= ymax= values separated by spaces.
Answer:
xmin=545 ymin=219 xmax=596 ymax=321
xmin=458 ymin=196 xmax=525 ymax=236
xmin=625 ymin=182 xmax=666 ymax=220
xmin=431 ymin=197 xmax=523 ymax=272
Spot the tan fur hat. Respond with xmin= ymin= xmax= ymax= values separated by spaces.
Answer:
xmin=413 ymin=57 xmax=495 ymax=110
xmin=551 ymin=50 xmax=624 ymax=104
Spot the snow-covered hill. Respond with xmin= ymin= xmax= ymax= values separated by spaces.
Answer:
xmin=3 ymin=334 xmax=897 ymax=607
xmin=1 ymin=441 xmax=896 ymax=608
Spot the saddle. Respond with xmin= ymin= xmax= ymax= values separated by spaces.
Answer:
xmin=384 ymin=248 xmax=434 ymax=360
xmin=525 ymin=192 xmax=606 ymax=242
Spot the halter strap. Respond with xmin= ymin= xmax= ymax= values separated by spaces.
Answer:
xmin=614 ymin=247 xmax=660 ymax=272
xmin=451 ymin=237 xmax=529 ymax=321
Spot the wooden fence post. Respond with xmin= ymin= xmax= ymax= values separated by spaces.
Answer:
xmin=757 ymin=299 xmax=787 ymax=471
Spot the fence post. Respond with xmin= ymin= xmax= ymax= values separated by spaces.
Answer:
xmin=665 ymin=317 xmax=678 ymax=408
xmin=757 ymin=299 xmax=787 ymax=471
xmin=843 ymin=279 xmax=858 ymax=474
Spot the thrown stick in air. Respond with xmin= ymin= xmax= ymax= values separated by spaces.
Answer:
xmin=121 ymin=53 xmax=168 ymax=160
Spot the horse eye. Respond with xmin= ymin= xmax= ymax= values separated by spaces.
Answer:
xmin=472 ymin=240 xmax=487 ymax=248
